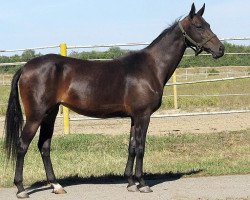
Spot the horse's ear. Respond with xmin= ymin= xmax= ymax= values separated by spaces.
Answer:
xmin=189 ymin=3 xmax=196 ymax=19
xmin=197 ymin=3 xmax=205 ymax=16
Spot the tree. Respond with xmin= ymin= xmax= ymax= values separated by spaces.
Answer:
xmin=21 ymin=49 xmax=36 ymax=61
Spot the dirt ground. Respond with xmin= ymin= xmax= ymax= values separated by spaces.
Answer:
xmin=0 ymin=111 xmax=250 ymax=136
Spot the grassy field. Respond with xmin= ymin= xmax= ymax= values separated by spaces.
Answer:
xmin=0 ymin=86 xmax=10 ymax=115
xmin=1 ymin=129 xmax=249 ymax=187
xmin=162 ymin=78 xmax=250 ymax=111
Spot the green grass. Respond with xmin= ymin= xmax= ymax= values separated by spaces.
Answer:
xmin=207 ymin=68 xmax=220 ymax=76
xmin=0 ymin=86 xmax=10 ymax=115
xmin=1 ymin=130 xmax=249 ymax=187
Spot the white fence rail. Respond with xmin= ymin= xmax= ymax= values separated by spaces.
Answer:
xmin=166 ymin=75 xmax=250 ymax=86
xmin=164 ymin=93 xmax=250 ymax=97
xmin=0 ymin=62 xmax=26 ymax=66
xmin=0 ymin=45 xmax=59 ymax=53
xmin=0 ymin=37 xmax=249 ymax=53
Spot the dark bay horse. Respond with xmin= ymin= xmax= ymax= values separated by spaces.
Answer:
xmin=4 ymin=3 xmax=224 ymax=198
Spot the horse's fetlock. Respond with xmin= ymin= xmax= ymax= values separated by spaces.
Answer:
xmin=40 ymin=148 xmax=50 ymax=157
xmin=14 ymin=179 xmax=22 ymax=186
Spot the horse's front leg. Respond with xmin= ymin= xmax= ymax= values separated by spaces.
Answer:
xmin=134 ymin=114 xmax=152 ymax=193
xmin=124 ymin=119 xmax=139 ymax=192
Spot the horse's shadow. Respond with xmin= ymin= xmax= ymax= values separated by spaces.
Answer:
xmin=26 ymin=169 xmax=202 ymax=195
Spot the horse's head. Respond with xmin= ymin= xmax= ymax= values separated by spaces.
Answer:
xmin=179 ymin=3 xmax=224 ymax=58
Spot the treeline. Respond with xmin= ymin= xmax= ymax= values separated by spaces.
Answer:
xmin=0 ymin=50 xmax=41 ymax=73
xmin=180 ymin=42 xmax=250 ymax=67
xmin=0 ymin=43 xmax=249 ymax=73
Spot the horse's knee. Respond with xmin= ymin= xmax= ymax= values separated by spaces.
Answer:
xmin=128 ymin=145 xmax=136 ymax=156
xmin=135 ymin=146 xmax=144 ymax=158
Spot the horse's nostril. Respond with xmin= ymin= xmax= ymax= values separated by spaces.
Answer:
xmin=219 ymin=45 xmax=224 ymax=53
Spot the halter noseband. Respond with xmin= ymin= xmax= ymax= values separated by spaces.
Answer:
xmin=178 ymin=21 xmax=216 ymax=56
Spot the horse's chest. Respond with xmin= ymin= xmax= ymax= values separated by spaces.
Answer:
xmin=134 ymin=89 xmax=163 ymax=111
xmin=149 ymin=91 xmax=163 ymax=108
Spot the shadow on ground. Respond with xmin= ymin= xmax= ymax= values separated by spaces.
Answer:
xmin=26 ymin=169 xmax=202 ymax=195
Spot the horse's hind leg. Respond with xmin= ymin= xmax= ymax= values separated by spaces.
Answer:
xmin=15 ymin=120 xmax=41 ymax=198
xmin=38 ymin=105 xmax=66 ymax=194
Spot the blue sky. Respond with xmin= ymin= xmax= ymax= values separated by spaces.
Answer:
xmin=0 ymin=0 xmax=249 ymax=54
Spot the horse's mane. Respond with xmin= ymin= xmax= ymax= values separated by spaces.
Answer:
xmin=147 ymin=20 xmax=179 ymax=48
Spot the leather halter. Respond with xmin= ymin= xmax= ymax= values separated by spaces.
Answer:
xmin=178 ymin=21 xmax=216 ymax=56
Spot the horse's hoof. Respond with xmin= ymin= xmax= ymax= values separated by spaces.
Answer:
xmin=127 ymin=184 xmax=139 ymax=192
xmin=138 ymin=185 xmax=153 ymax=193
xmin=51 ymin=183 xmax=67 ymax=194
xmin=16 ymin=191 xmax=30 ymax=198
xmin=53 ymin=188 xmax=67 ymax=194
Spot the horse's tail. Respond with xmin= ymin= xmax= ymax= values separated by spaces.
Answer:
xmin=4 ymin=68 xmax=23 ymax=162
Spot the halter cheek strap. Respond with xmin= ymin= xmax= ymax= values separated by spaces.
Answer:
xmin=178 ymin=21 xmax=216 ymax=56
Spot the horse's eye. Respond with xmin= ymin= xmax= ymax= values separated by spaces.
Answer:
xmin=196 ymin=25 xmax=203 ymax=29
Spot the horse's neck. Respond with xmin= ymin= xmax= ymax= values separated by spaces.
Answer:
xmin=146 ymin=26 xmax=186 ymax=87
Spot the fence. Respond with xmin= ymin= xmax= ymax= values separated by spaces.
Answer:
xmin=0 ymin=37 xmax=250 ymax=134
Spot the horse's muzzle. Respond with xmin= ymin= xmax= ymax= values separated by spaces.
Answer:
xmin=208 ymin=44 xmax=225 ymax=59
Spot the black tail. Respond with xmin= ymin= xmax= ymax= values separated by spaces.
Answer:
xmin=4 ymin=68 xmax=23 ymax=162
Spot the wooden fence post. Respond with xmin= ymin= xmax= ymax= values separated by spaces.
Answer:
xmin=60 ymin=43 xmax=70 ymax=134
xmin=173 ymin=71 xmax=178 ymax=109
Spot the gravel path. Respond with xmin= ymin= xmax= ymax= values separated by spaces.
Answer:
xmin=0 ymin=174 xmax=249 ymax=200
